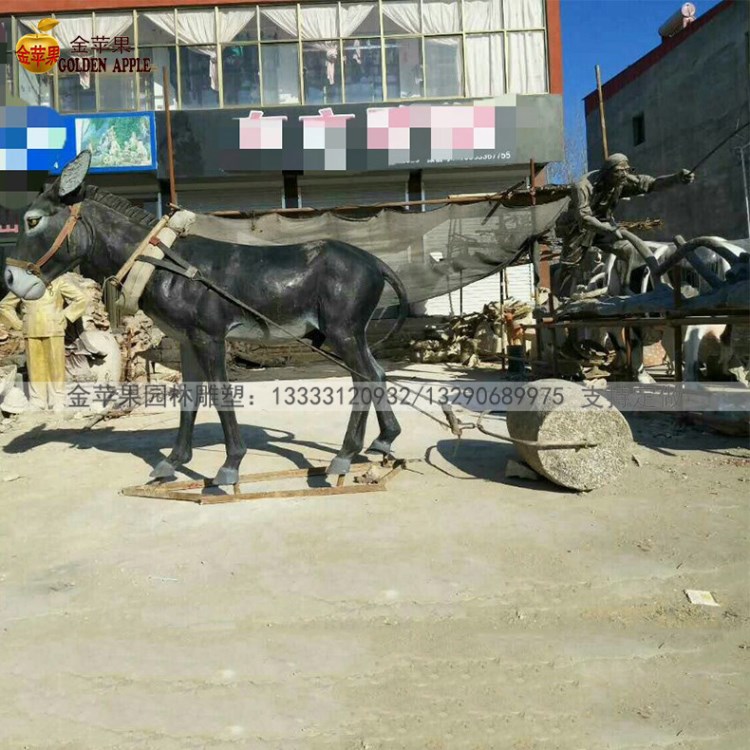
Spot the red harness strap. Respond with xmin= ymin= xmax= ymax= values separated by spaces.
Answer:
xmin=34 ymin=203 xmax=82 ymax=270
xmin=6 ymin=203 xmax=82 ymax=280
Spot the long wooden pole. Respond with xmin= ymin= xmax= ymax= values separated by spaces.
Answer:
xmin=163 ymin=67 xmax=177 ymax=206
xmin=595 ymin=64 xmax=609 ymax=160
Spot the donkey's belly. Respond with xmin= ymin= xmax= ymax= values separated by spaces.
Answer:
xmin=227 ymin=316 xmax=318 ymax=341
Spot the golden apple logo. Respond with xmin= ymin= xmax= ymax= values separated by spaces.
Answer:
xmin=16 ymin=18 xmax=61 ymax=75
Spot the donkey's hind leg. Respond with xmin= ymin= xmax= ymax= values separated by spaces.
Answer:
xmin=151 ymin=341 xmax=203 ymax=479
xmin=365 ymin=347 xmax=401 ymax=458
xmin=324 ymin=330 xmax=374 ymax=476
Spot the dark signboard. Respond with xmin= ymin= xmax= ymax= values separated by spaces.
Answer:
xmin=155 ymin=95 xmax=563 ymax=179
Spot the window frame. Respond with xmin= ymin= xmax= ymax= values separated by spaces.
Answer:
xmin=10 ymin=1 xmax=550 ymax=113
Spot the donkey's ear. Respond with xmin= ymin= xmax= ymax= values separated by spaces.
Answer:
xmin=59 ymin=150 xmax=92 ymax=199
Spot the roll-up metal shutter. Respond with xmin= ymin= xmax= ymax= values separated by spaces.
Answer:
xmin=178 ymin=178 xmax=285 ymax=214
xmin=505 ymin=263 xmax=534 ymax=303
xmin=421 ymin=167 xmax=532 ymax=315
xmin=422 ymin=167 xmax=529 ymax=201
xmin=299 ymin=172 xmax=407 ymax=210
xmin=424 ymin=273 xmax=502 ymax=316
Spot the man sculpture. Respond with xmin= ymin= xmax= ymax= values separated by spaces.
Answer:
xmin=555 ymin=153 xmax=695 ymax=296
xmin=0 ymin=275 xmax=88 ymax=411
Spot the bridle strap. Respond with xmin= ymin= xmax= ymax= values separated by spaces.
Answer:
xmin=35 ymin=203 xmax=82 ymax=271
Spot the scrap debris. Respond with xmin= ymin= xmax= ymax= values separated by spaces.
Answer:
xmin=684 ymin=590 xmax=720 ymax=607
xmin=409 ymin=297 xmax=537 ymax=367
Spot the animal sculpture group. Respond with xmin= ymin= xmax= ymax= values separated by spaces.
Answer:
xmin=3 ymin=151 xmax=409 ymax=485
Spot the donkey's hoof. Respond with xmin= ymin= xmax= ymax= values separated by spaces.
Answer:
xmin=327 ymin=456 xmax=351 ymax=476
xmin=213 ymin=467 xmax=240 ymax=486
xmin=366 ymin=438 xmax=393 ymax=456
xmin=150 ymin=460 xmax=177 ymax=480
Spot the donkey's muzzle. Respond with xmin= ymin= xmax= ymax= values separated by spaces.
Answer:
xmin=4 ymin=261 xmax=47 ymax=300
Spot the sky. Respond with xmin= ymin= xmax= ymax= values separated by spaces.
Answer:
xmin=556 ymin=0 xmax=725 ymax=176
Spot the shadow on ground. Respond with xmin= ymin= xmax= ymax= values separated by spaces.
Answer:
xmin=2 ymin=422 xmax=345 ymax=482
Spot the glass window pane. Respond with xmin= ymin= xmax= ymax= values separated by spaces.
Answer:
xmin=465 ymin=33 xmax=504 ymax=97
xmin=382 ymin=1 xmax=421 ymax=34
xmin=423 ymin=0 xmax=461 ymax=34
xmin=44 ymin=13 xmax=95 ymax=47
xmin=179 ymin=45 xmax=219 ymax=109
xmin=341 ymin=3 xmax=380 ymax=37
xmin=385 ymin=37 xmax=422 ymax=100
xmin=507 ymin=31 xmax=547 ymax=93
xmin=97 ymin=75 xmax=136 ymax=111
xmin=98 ymin=52 xmax=136 ymax=111
xmin=176 ymin=9 xmax=216 ymax=45
xmin=1 ymin=18 xmax=13 ymax=99
xmin=504 ymin=0 xmax=544 ymax=29
xmin=260 ymin=7 xmax=297 ymax=41
xmin=302 ymin=42 xmax=342 ymax=104
xmin=93 ymin=12 xmax=134 ymax=53
xmin=344 ymin=38 xmax=382 ymax=103
xmin=261 ymin=42 xmax=300 ymax=104
xmin=463 ymin=0 xmax=503 ymax=31
xmin=59 ymin=74 xmax=97 ymax=113
xmin=425 ymin=36 xmax=463 ymax=98
xmin=222 ymin=44 xmax=260 ymax=105
xmin=300 ymin=4 xmax=338 ymax=40
xmin=220 ymin=8 xmax=257 ymax=42
xmin=19 ymin=67 xmax=52 ymax=107
xmin=138 ymin=11 xmax=175 ymax=46
xmin=138 ymin=46 xmax=177 ymax=110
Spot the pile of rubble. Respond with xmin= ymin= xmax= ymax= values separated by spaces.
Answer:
xmin=409 ymin=298 xmax=537 ymax=368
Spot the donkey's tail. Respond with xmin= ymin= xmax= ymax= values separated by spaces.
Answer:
xmin=370 ymin=257 xmax=410 ymax=352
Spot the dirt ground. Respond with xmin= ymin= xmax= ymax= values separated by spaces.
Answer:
xmin=0 ymin=363 xmax=748 ymax=750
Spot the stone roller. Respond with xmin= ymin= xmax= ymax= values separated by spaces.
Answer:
xmin=481 ymin=379 xmax=634 ymax=491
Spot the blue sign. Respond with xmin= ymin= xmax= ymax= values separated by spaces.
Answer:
xmin=53 ymin=111 xmax=158 ymax=174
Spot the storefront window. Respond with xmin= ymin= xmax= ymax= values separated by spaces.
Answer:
xmin=261 ymin=42 xmax=300 ymax=105
xmin=343 ymin=38 xmax=382 ymax=103
xmin=385 ymin=37 xmax=422 ymax=100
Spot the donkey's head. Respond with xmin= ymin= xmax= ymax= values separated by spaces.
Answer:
xmin=4 ymin=151 xmax=92 ymax=300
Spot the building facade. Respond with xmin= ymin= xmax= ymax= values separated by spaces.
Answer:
xmin=584 ymin=0 xmax=750 ymax=242
xmin=2 ymin=0 xmax=564 ymax=308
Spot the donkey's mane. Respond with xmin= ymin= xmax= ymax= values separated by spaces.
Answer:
xmin=83 ymin=185 xmax=159 ymax=228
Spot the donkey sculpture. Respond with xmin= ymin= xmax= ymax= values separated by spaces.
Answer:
xmin=4 ymin=151 xmax=409 ymax=485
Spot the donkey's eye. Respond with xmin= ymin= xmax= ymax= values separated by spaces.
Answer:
xmin=27 ymin=217 xmax=41 ymax=229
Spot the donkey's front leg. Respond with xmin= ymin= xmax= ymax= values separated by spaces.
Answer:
xmin=151 ymin=342 xmax=203 ymax=479
xmin=192 ymin=335 xmax=247 ymax=486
